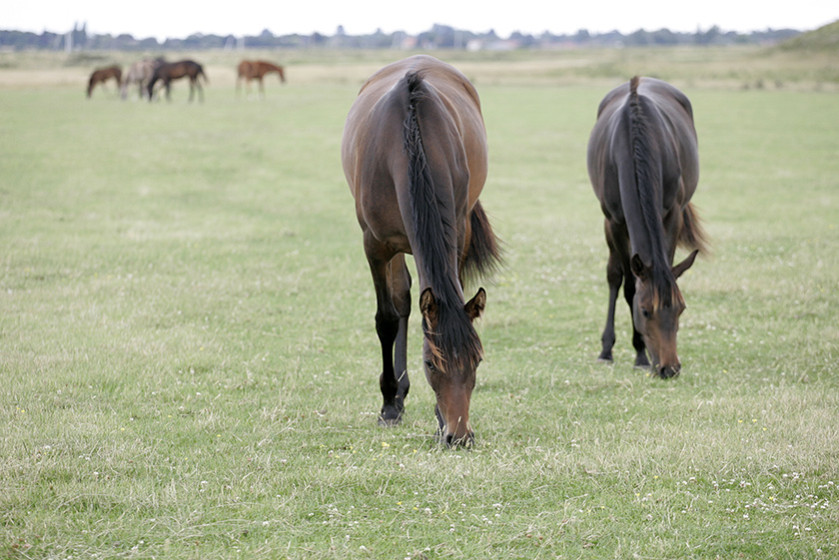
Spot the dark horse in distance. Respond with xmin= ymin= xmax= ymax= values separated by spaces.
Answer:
xmin=147 ymin=60 xmax=207 ymax=102
xmin=342 ymin=55 xmax=501 ymax=445
xmin=236 ymin=60 xmax=286 ymax=96
xmin=587 ymin=76 xmax=708 ymax=378
xmin=87 ymin=65 xmax=122 ymax=98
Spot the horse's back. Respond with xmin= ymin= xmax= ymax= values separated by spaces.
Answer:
xmin=343 ymin=56 xmax=487 ymax=203
xmin=588 ymin=77 xmax=698 ymax=208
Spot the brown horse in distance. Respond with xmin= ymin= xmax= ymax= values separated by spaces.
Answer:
xmin=342 ymin=55 xmax=501 ymax=446
xmin=587 ymin=76 xmax=708 ymax=378
xmin=87 ymin=65 xmax=122 ymax=98
xmin=236 ymin=60 xmax=286 ymax=96
xmin=147 ymin=60 xmax=208 ymax=102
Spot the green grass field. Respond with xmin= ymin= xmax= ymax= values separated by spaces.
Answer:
xmin=1 ymin=48 xmax=838 ymax=558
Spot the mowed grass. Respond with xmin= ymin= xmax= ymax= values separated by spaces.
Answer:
xmin=1 ymin=51 xmax=838 ymax=558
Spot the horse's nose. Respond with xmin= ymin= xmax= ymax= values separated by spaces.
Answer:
xmin=658 ymin=363 xmax=681 ymax=379
xmin=443 ymin=431 xmax=474 ymax=448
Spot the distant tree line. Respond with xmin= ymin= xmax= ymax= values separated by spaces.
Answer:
xmin=0 ymin=22 xmax=802 ymax=51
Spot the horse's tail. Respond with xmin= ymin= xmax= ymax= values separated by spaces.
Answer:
xmin=461 ymin=200 xmax=502 ymax=286
xmin=679 ymin=202 xmax=710 ymax=254
xmin=199 ymin=66 xmax=209 ymax=83
xmin=626 ymin=75 xmax=677 ymax=302
xmin=627 ymin=76 xmax=665 ymax=257
xmin=401 ymin=71 xmax=482 ymax=372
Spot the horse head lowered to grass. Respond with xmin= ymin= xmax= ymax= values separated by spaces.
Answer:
xmin=587 ymin=76 xmax=708 ymax=378
xmin=341 ymin=55 xmax=501 ymax=446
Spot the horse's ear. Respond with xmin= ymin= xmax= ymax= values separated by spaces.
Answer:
xmin=673 ymin=249 xmax=699 ymax=279
xmin=465 ymin=288 xmax=486 ymax=321
xmin=420 ymin=288 xmax=439 ymax=328
xmin=630 ymin=254 xmax=650 ymax=280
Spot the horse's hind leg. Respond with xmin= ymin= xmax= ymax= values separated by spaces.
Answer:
xmin=364 ymin=232 xmax=408 ymax=425
xmin=599 ymin=220 xmax=622 ymax=362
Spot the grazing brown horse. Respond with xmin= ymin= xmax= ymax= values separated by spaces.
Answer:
xmin=236 ymin=60 xmax=286 ymax=96
xmin=86 ymin=65 xmax=122 ymax=98
xmin=342 ymin=55 xmax=500 ymax=446
xmin=121 ymin=57 xmax=165 ymax=100
xmin=587 ymin=76 xmax=708 ymax=378
xmin=147 ymin=59 xmax=207 ymax=102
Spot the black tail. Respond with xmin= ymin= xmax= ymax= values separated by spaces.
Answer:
xmin=627 ymin=76 xmax=677 ymax=304
xmin=402 ymin=72 xmax=482 ymax=372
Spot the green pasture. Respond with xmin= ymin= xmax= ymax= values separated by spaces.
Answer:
xmin=1 ymin=49 xmax=838 ymax=558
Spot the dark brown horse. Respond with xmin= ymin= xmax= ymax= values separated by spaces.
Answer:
xmin=236 ymin=60 xmax=286 ymax=96
xmin=147 ymin=60 xmax=207 ymax=102
xmin=87 ymin=65 xmax=122 ymax=98
xmin=587 ymin=76 xmax=708 ymax=378
xmin=341 ymin=55 xmax=500 ymax=445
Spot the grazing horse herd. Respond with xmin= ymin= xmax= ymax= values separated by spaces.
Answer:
xmin=342 ymin=56 xmax=706 ymax=446
xmin=88 ymin=54 xmax=707 ymax=447
xmin=85 ymin=58 xmax=286 ymax=101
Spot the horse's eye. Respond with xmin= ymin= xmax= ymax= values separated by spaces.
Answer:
xmin=641 ymin=309 xmax=651 ymax=319
xmin=424 ymin=360 xmax=436 ymax=371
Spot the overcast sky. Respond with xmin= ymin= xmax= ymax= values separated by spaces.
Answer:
xmin=5 ymin=1 xmax=837 ymax=41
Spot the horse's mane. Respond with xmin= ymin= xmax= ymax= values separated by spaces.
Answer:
xmin=402 ymin=71 xmax=483 ymax=373
xmin=627 ymin=76 xmax=678 ymax=307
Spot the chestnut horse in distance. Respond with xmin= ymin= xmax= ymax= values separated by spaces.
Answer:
xmin=236 ymin=60 xmax=286 ymax=96
xmin=147 ymin=59 xmax=208 ymax=102
xmin=342 ymin=56 xmax=501 ymax=446
xmin=587 ymin=77 xmax=708 ymax=378
xmin=87 ymin=65 xmax=122 ymax=98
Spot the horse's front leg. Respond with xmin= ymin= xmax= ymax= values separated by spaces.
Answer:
xmin=623 ymin=271 xmax=650 ymax=368
xmin=364 ymin=232 xmax=405 ymax=426
xmin=389 ymin=254 xmax=412 ymax=412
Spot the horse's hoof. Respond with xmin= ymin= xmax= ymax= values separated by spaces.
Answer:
xmin=634 ymin=356 xmax=651 ymax=369
xmin=597 ymin=356 xmax=614 ymax=364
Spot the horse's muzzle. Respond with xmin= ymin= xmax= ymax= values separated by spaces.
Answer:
xmin=657 ymin=363 xmax=681 ymax=379
xmin=442 ymin=430 xmax=475 ymax=448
